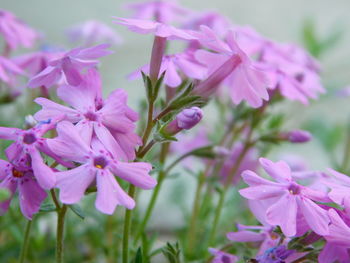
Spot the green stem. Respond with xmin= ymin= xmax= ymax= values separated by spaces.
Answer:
xmin=56 ymin=205 xmax=67 ymax=263
xmin=208 ymin=129 xmax=254 ymax=246
xmin=19 ymin=219 xmax=33 ymax=263
xmin=134 ymin=143 xmax=169 ymax=243
xmin=122 ymin=185 xmax=136 ymax=263
xmin=186 ymin=170 xmax=206 ymax=254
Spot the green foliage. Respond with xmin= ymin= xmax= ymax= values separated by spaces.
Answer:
xmin=162 ymin=242 xmax=181 ymax=263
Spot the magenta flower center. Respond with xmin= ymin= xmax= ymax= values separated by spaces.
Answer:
xmin=93 ymin=156 xmax=108 ymax=169
xmin=84 ymin=111 xmax=98 ymax=121
xmin=12 ymin=168 xmax=24 ymax=178
xmin=288 ymin=183 xmax=300 ymax=195
xmin=23 ymin=133 xmax=37 ymax=144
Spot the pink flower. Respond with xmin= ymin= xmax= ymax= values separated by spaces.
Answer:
xmin=193 ymin=26 xmax=271 ymax=107
xmin=47 ymin=121 xmax=155 ymax=214
xmin=208 ymin=248 xmax=238 ymax=263
xmin=14 ymin=50 xmax=63 ymax=77
xmin=0 ymin=9 xmax=39 ymax=52
xmin=113 ymin=17 xmax=195 ymax=40
xmin=0 ymin=159 xmax=46 ymax=220
xmin=324 ymin=169 xmax=350 ymax=207
xmin=239 ymin=158 xmax=330 ymax=237
xmin=219 ymin=143 xmax=259 ymax=185
xmin=227 ymin=224 xmax=279 ymax=256
xmin=34 ymin=69 xmax=141 ymax=161
xmin=67 ymin=20 xmax=123 ymax=46
xmin=129 ymin=50 xmax=207 ymax=87
xmin=281 ymin=129 xmax=312 ymax=143
xmin=125 ymin=0 xmax=191 ymax=23
xmin=318 ymin=209 xmax=350 ymax=263
xmin=260 ymin=42 xmax=325 ymax=104
xmin=0 ymin=118 xmax=64 ymax=189
xmin=28 ymin=44 xmax=112 ymax=88
xmin=182 ymin=11 xmax=232 ymax=37
xmin=0 ymin=56 xmax=25 ymax=86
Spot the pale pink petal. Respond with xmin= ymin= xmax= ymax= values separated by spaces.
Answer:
xmin=95 ymin=169 xmax=135 ymax=214
xmin=259 ymin=158 xmax=292 ymax=183
xmin=56 ymin=164 xmax=95 ymax=204
xmin=298 ymin=197 xmax=329 ymax=236
xmin=30 ymin=149 xmax=56 ymax=190
xmin=110 ymin=161 xmax=155 ymax=189
xmin=266 ymin=194 xmax=297 ymax=237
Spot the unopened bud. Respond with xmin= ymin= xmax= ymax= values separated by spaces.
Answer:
xmin=165 ymin=107 xmax=203 ymax=135
xmin=286 ymin=130 xmax=312 ymax=143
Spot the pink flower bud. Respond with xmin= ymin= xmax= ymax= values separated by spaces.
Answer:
xmin=287 ymin=130 xmax=312 ymax=143
xmin=176 ymin=106 xmax=203 ymax=129
xmin=165 ymin=107 xmax=203 ymax=135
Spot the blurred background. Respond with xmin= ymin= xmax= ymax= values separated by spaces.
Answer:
xmin=1 ymin=0 xmax=350 ymax=262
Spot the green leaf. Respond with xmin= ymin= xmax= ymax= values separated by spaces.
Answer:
xmin=162 ymin=242 xmax=181 ymax=263
xmin=134 ymin=247 xmax=143 ymax=263
xmin=69 ymin=204 xmax=85 ymax=220
xmin=39 ymin=203 xmax=57 ymax=213
xmin=0 ymin=188 xmax=10 ymax=202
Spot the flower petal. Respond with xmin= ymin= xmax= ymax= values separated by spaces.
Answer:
xmin=266 ymin=194 xmax=297 ymax=237
xmin=95 ymin=169 xmax=135 ymax=214
xmin=110 ymin=161 xmax=155 ymax=189
xmin=56 ymin=164 xmax=95 ymax=204
xmin=18 ymin=176 xmax=47 ymax=220
xmin=30 ymin=149 xmax=56 ymax=190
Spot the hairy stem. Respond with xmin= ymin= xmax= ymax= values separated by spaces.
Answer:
xmin=122 ymin=185 xmax=136 ymax=263
xmin=19 ymin=219 xmax=33 ymax=263
xmin=56 ymin=205 xmax=67 ymax=263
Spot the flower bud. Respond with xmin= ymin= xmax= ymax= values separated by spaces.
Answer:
xmin=165 ymin=107 xmax=203 ymax=135
xmin=286 ymin=130 xmax=312 ymax=143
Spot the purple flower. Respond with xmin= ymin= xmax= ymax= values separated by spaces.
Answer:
xmin=34 ymin=69 xmax=141 ymax=161
xmin=182 ymin=11 xmax=232 ymax=37
xmin=193 ymin=26 xmax=271 ymax=107
xmin=239 ymin=158 xmax=330 ymax=237
xmin=14 ymin=50 xmax=63 ymax=77
xmin=0 ymin=56 xmax=25 ymax=87
xmin=318 ymin=243 xmax=350 ymax=263
xmin=219 ymin=143 xmax=259 ymax=185
xmin=208 ymin=248 xmax=238 ymax=263
xmin=324 ymin=169 xmax=350 ymax=206
xmin=256 ymin=245 xmax=294 ymax=263
xmin=125 ymin=0 xmax=191 ymax=23
xmin=0 ymin=159 xmax=46 ymax=220
xmin=165 ymin=106 xmax=203 ymax=134
xmin=28 ymin=44 xmax=112 ymax=88
xmin=318 ymin=209 xmax=350 ymax=263
xmin=0 ymin=118 xmax=63 ymax=190
xmin=129 ymin=50 xmax=207 ymax=88
xmin=260 ymin=42 xmax=324 ymax=104
xmin=227 ymin=224 xmax=280 ymax=256
xmin=0 ymin=9 xmax=39 ymax=52
xmin=113 ymin=17 xmax=195 ymax=40
xmin=67 ymin=20 xmax=123 ymax=46
xmin=47 ymin=121 xmax=156 ymax=214
xmin=283 ymin=129 xmax=312 ymax=143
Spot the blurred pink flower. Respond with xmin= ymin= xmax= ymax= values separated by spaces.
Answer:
xmin=125 ymin=0 xmax=191 ymax=23
xmin=194 ymin=26 xmax=271 ymax=107
xmin=0 ymin=9 xmax=39 ymax=52
xmin=129 ymin=50 xmax=207 ymax=87
xmin=67 ymin=20 xmax=123 ymax=46
xmin=208 ymin=248 xmax=238 ymax=263
xmin=28 ymin=44 xmax=112 ymax=88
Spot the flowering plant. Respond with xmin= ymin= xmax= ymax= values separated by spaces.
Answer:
xmin=0 ymin=1 xmax=348 ymax=263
